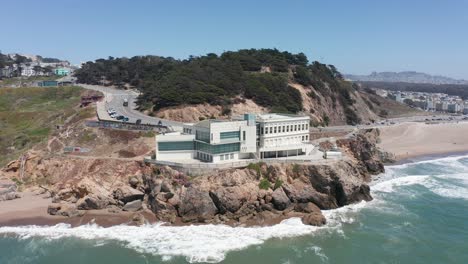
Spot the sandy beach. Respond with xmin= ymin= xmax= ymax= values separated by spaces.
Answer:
xmin=0 ymin=191 xmax=160 ymax=227
xmin=378 ymin=122 xmax=468 ymax=161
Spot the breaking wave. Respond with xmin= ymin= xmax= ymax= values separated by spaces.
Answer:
xmin=1 ymin=154 xmax=468 ymax=263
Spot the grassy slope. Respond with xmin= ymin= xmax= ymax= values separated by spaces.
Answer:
xmin=0 ymin=86 xmax=82 ymax=166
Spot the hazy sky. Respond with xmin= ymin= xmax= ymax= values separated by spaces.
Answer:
xmin=2 ymin=0 xmax=467 ymax=79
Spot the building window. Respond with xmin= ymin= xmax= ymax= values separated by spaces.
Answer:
xmin=225 ymin=154 xmax=229 ymax=160
xmin=305 ymin=124 xmax=308 ymax=130
xmin=274 ymin=127 xmax=277 ymax=133
xmin=261 ymin=127 xmax=264 ymax=135
xmin=306 ymin=135 xmax=308 ymax=141
xmin=302 ymin=124 xmax=305 ymax=130
xmin=195 ymin=131 xmax=210 ymax=143
xmin=294 ymin=125 xmax=297 ymax=131
xmin=230 ymin=153 xmax=234 ymax=159
xmin=220 ymin=131 xmax=240 ymax=140
xmin=265 ymin=127 xmax=268 ymax=134
xmin=270 ymin=127 xmax=273 ymax=134
xmin=221 ymin=155 xmax=224 ymax=160
xmin=287 ymin=126 xmax=289 ymax=132
xmin=195 ymin=141 xmax=240 ymax=154
xmin=282 ymin=126 xmax=285 ymax=133
xmin=158 ymin=141 xmax=194 ymax=151
xmin=243 ymin=131 xmax=246 ymax=141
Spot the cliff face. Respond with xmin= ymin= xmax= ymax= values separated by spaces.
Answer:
xmin=1 ymin=130 xmax=385 ymax=226
xmin=142 ymin=158 xmax=375 ymax=226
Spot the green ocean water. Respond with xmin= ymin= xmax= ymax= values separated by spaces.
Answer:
xmin=1 ymin=155 xmax=468 ymax=264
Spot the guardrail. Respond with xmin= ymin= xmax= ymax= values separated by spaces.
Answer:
xmin=144 ymin=155 xmax=331 ymax=170
xmin=86 ymin=120 xmax=169 ymax=132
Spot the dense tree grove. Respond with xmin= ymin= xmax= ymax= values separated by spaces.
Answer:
xmin=75 ymin=49 xmax=360 ymax=122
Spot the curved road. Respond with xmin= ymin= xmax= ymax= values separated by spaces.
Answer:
xmin=78 ymin=84 xmax=184 ymax=131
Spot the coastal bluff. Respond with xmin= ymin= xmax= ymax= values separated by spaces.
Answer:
xmin=0 ymin=130 xmax=385 ymax=227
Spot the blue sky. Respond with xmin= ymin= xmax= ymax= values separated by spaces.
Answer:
xmin=2 ymin=0 xmax=467 ymax=79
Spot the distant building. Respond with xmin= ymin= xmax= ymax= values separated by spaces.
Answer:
xmin=54 ymin=68 xmax=71 ymax=76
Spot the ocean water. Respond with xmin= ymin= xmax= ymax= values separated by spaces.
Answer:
xmin=1 ymin=155 xmax=468 ymax=264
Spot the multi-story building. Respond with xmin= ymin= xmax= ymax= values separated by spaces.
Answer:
xmin=155 ymin=113 xmax=314 ymax=163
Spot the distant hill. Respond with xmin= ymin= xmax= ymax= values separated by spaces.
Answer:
xmin=345 ymin=71 xmax=468 ymax=85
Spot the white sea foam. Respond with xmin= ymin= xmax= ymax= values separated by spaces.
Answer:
xmin=2 ymin=155 xmax=468 ymax=263
xmin=0 ymin=201 xmax=374 ymax=264
xmin=0 ymin=219 xmax=323 ymax=263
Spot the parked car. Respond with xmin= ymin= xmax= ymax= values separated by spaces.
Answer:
xmin=116 ymin=115 xmax=124 ymax=120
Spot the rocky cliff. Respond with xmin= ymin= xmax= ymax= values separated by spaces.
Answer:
xmin=1 ymin=130 xmax=385 ymax=226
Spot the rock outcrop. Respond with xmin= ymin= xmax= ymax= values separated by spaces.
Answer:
xmin=0 ymin=178 xmax=20 ymax=201
xmin=1 ymin=130 xmax=385 ymax=227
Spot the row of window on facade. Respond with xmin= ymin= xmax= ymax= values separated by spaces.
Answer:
xmin=220 ymin=153 xmax=235 ymax=161
xmin=197 ymin=151 xmax=212 ymax=162
xmin=263 ymin=135 xmax=309 ymax=147
xmin=260 ymin=123 xmax=309 ymax=135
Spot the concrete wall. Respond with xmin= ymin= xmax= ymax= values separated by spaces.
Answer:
xmin=157 ymin=150 xmax=194 ymax=161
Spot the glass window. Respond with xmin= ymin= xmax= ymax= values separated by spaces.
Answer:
xmin=243 ymin=131 xmax=246 ymax=141
xmin=230 ymin=153 xmax=234 ymax=159
xmin=195 ymin=130 xmax=210 ymax=143
xmin=220 ymin=155 xmax=224 ymax=160
xmin=274 ymin=127 xmax=277 ymax=133
xmin=294 ymin=125 xmax=297 ymax=131
xmin=220 ymin=131 xmax=240 ymax=140
xmin=282 ymin=126 xmax=285 ymax=133
xmin=270 ymin=127 xmax=273 ymax=134
xmin=261 ymin=127 xmax=264 ymax=135
xmin=195 ymin=141 xmax=240 ymax=154
xmin=286 ymin=126 xmax=289 ymax=132
xmin=158 ymin=141 xmax=194 ymax=151
xmin=265 ymin=127 xmax=268 ymax=134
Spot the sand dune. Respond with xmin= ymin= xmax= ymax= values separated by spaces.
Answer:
xmin=378 ymin=122 xmax=468 ymax=160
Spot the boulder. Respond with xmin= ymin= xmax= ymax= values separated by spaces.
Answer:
xmin=301 ymin=212 xmax=326 ymax=226
xmin=128 ymin=176 xmax=140 ymax=188
xmin=123 ymin=200 xmax=143 ymax=212
xmin=295 ymin=202 xmax=321 ymax=214
xmin=113 ymin=186 xmax=144 ymax=204
xmin=47 ymin=203 xmax=83 ymax=217
xmin=178 ymin=187 xmax=217 ymax=222
xmin=271 ymin=187 xmax=290 ymax=211
xmin=77 ymin=195 xmax=109 ymax=210
xmin=160 ymin=180 xmax=173 ymax=193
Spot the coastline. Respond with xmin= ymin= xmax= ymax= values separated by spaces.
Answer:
xmin=3 ymin=122 xmax=468 ymax=228
xmin=378 ymin=122 xmax=468 ymax=162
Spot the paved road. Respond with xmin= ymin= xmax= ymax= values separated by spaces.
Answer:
xmin=317 ymin=114 xmax=468 ymax=132
xmin=78 ymin=84 xmax=184 ymax=131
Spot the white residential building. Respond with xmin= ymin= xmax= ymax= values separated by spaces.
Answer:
xmin=155 ymin=113 xmax=314 ymax=163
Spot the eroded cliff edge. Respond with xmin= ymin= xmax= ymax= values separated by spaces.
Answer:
xmin=1 ymin=129 xmax=386 ymax=226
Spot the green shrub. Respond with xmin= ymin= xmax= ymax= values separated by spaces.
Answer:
xmin=273 ymin=179 xmax=283 ymax=190
xmin=259 ymin=178 xmax=271 ymax=190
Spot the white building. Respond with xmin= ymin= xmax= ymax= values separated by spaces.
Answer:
xmin=155 ymin=113 xmax=314 ymax=163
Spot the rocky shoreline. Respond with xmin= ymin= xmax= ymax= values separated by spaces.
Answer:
xmin=0 ymin=129 xmax=386 ymax=227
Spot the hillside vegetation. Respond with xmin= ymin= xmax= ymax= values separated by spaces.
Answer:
xmin=76 ymin=49 xmax=414 ymax=125
xmin=0 ymin=86 xmax=83 ymax=166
